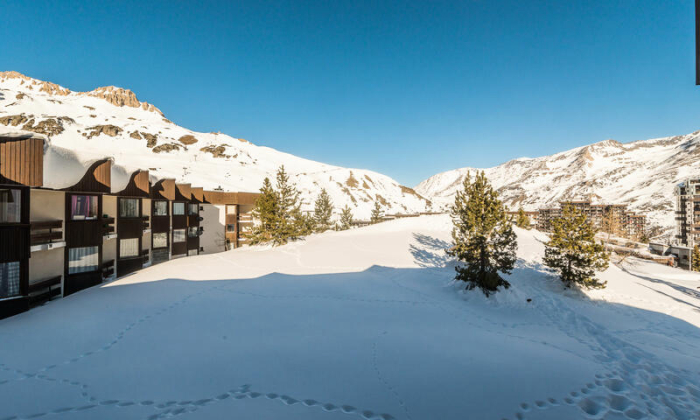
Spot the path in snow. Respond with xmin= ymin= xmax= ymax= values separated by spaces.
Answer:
xmin=1 ymin=215 xmax=699 ymax=419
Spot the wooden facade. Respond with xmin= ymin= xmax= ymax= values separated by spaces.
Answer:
xmin=0 ymin=135 xmax=44 ymax=187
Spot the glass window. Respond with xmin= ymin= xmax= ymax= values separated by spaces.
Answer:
xmin=154 ymin=200 xmax=168 ymax=216
xmin=153 ymin=232 xmax=168 ymax=248
xmin=0 ymin=261 xmax=20 ymax=298
xmin=173 ymin=202 xmax=185 ymax=215
xmin=68 ymin=247 xmax=99 ymax=274
xmin=120 ymin=238 xmax=139 ymax=258
xmin=226 ymin=205 xmax=236 ymax=215
xmin=188 ymin=204 xmax=199 ymax=215
xmin=71 ymin=195 xmax=98 ymax=220
xmin=226 ymin=224 xmax=235 ymax=232
xmin=119 ymin=198 xmax=140 ymax=218
xmin=0 ymin=189 xmax=21 ymax=223
xmin=188 ymin=227 xmax=199 ymax=237
xmin=173 ymin=229 xmax=186 ymax=243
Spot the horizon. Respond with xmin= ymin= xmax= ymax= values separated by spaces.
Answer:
xmin=2 ymin=0 xmax=698 ymax=186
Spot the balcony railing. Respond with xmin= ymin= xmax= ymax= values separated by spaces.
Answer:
xmin=102 ymin=259 xmax=115 ymax=279
xmin=142 ymin=215 xmax=150 ymax=229
xmin=30 ymin=220 xmax=63 ymax=246
xmin=102 ymin=217 xmax=115 ymax=235
xmin=28 ymin=275 xmax=62 ymax=307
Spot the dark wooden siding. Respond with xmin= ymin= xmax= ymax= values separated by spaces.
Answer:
xmin=172 ymin=241 xmax=187 ymax=256
xmin=64 ymin=160 xmax=111 ymax=193
xmin=152 ymin=216 xmax=170 ymax=232
xmin=0 ymin=225 xmax=30 ymax=263
xmin=117 ymin=198 xmax=144 ymax=239
xmin=0 ymin=137 xmax=43 ymax=187
xmin=152 ymin=179 xmax=175 ymax=200
xmin=117 ymin=171 xmax=150 ymax=197
xmin=191 ymin=187 xmax=204 ymax=203
xmin=65 ymin=194 xmax=103 ymax=247
xmin=175 ymin=184 xmax=191 ymax=201
xmin=117 ymin=257 xmax=144 ymax=278
xmin=64 ymin=272 xmax=102 ymax=296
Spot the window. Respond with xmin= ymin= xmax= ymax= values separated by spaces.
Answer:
xmin=226 ymin=205 xmax=236 ymax=215
xmin=188 ymin=227 xmax=199 ymax=237
xmin=68 ymin=247 xmax=99 ymax=274
xmin=71 ymin=195 xmax=98 ymax=220
xmin=120 ymin=238 xmax=139 ymax=258
xmin=0 ymin=262 xmax=20 ymax=298
xmin=226 ymin=224 xmax=235 ymax=232
xmin=153 ymin=232 xmax=168 ymax=248
xmin=173 ymin=202 xmax=185 ymax=216
xmin=119 ymin=198 xmax=140 ymax=218
xmin=0 ymin=189 xmax=21 ymax=223
xmin=154 ymin=200 xmax=168 ymax=216
xmin=173 ymin=229 xmax=186 ymax=243
xmin=188 ymin=204 xmax=199 ymax=215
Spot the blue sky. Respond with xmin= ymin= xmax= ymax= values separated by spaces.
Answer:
xmin=1 ymin=1 xmax=697 ymax=186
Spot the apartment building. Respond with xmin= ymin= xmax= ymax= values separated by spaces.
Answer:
xmin=536 ymin=200 xmax=645 ymax=240
xmin=0 ymin=133 xmax=258 ymax=319
xmin=674 ymin=179 xmax=700 ymax=247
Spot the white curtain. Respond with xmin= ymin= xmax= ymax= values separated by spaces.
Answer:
xmin=120 ymin=238 xmax=139 ymax=258
xmin=173 ymin=203 xmax=185 ymax=215
xmin=173 ymin=229 xmax=186 ymax=243
xmin=0 ymin=189 xmax=21 ymax=223
xmin=153 ymin=233 xmax=168 ymax=248
xmin=68 ymin=247 xmax=99 ymax=274
xmin=0 ymin=262 xmax=20 ymax=298
xmin=119 ymin=199 xmax=140 ymax=218
xmin=154 ymin=201 xmax=168 ymax=216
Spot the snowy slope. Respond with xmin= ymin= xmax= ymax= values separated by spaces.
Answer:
xmin=1 ymin=215 xmax=699 ymax=419
xmin=0 ymin=71 xmax=429 ymax=219
xmin=415 ymin=136 xmax=700 ymax=233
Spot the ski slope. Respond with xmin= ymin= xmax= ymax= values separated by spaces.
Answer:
xmin=1 ymin=215 xmax=699 ymax=419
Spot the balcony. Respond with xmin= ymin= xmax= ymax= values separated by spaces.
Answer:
xmin=142 ymin=215 xmax=150 ymax=230
xmin=102 ymin=217 xmax=116 ymax=238
xmin=30 ymin=220 xmax=64 ymax=252
xmin=238 ymin=215 xmax=253 ymax=224
xmin=102 ymin=259 xmax=115 ymax=279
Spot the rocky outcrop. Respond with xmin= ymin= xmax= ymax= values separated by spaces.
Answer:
xmin=84 ymin=125 xmax=123 ymax=139
xmin=200 ymin=145 xmax=230 ymax=158
xmin=0 ymin=114 xmax=30 ymax=127
xmin=346 ymin=172 xmax=359 ymax=188
xmin=152 ymin=142 xmax=183 ymax=153
xmin=84 ymin=86 xmax=163 ymax=115
xmin=4 ymin=115 xmax=74 ymax=137
xmin=129 ymin=131 xmax=157 ymax=147
xmin=178 ymin=134 xmax=198 ymax=145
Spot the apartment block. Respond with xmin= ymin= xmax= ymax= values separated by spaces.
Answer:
xmin=674 ymin=179 xmax=700 ymax=247
xmin=0 ymin=133 xmax=258 ymax=319
xmin=536 ymin=200 xmax=645 ymax=240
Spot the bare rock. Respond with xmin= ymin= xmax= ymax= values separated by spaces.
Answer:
xmin=85 ymin=124 xmax=123 ymax=139
xmin=152 ymin=142 xmax=184 ymax=153
xmin=178 ymin=134 xmax=198 ymax=145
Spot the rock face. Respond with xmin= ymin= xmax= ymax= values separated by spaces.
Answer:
xmin=200 ymin=145 xmax=230 ymax=158
xmin=86 ymin=86 xmax=163 ymax=115
xmin=152 ymin=142 xmax=184 ymax=153
xmin=178 ymin=135 xmax=198 ymax=145
xmin=23 ymin=117 xmax=74 ymax=137
xmin=84 ymin=125 xmax=123 ymax=139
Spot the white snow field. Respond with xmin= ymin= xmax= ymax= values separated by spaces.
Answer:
xmin=1 ymin=215 xmax=700 ymax=420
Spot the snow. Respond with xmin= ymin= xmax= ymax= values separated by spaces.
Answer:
xmin=2 ymin=215 xmax=700 ymax=419
xmin=0 ymin=73 xmax=430 ymax=220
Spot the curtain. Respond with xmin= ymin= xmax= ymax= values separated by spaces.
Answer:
xmin=119 ymin=199 xmax=140 ymax=218
xmin=173 ymin=229 xmax=186 ymax=243
xmin=120 ymin=238 xmax=139 ymax=258
xmin=153 ymin=233 xmax=168 ymax=248
xmin=68 ymin=247 xmax=99 ymax=274
xmin=154 ymin=201 xmax=168 ymax=216
xmin=188 ymin=204 xmax=198 ymax=215
xmin=0 ymin=262 xmax=20 ymax=298
xmin=173 ymin=203 xmax=185 ymax=215
xmin=72 ymin=195 xmax=98 ymax=220
xmin=0 ymin=189 xmax=21 ymax=223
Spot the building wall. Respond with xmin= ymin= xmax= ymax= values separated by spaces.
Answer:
xmin=200 ymin=204 xmax=225 ymax=254
xmin=28 ymin=247 xmax=63 ymax=285
xmin=30 ymin=189 xmax=65 ymax=222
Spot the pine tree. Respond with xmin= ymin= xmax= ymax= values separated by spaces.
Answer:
xmin=370 ymin=201 xmax=383 ymax=224
xmin=692 ymin=246 xmax=700 ymax=272
xmin=515 ymin=207 xmax=531 ymax=229
xmin=274 ymin=165 xmax=302 ymax=245
xmin=248 ymin=177 xmax=278 ymax=245
xmin=446 ymin=171 xmax=518 ymax=296
xmin=313 ymin=189 xmax=333 ymax=232
xmin=339 ymin=205 xmax=353 ymax=230
xmin=544 ymin=205 xmax=609 ymax=289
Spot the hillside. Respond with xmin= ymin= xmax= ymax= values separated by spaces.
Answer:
xmin=1 ymin=215 xmax=699 ymax=419
xmin=0 ymin=71 xmax=430 ymax=219
xmin=415 ymin=135 xmax=700 ymax=233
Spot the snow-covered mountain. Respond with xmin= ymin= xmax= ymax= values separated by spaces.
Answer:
xmin=415 ymin=134 xmax=700 ymax=234
xmin=0 ymin=71 xmax=430 ymax=219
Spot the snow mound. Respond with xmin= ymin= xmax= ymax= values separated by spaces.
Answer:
xmin=1 ymin=216 xmax=699 ymax=419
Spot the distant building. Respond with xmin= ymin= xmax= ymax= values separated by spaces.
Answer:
xmin=505 ymin=210 xmax=538 ymax=228
xmin=536 ymin=200 xmax=645 ymax=240
xmin=674 ymin=179 xmax=700 ymax=247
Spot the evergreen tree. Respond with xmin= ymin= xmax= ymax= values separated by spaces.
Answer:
xmin=313 ymin=189 xmax=334 ymax=232
xmin=544 ymin=205 xmax=609 ymax=289
xmin=292 ymin=208 xmax=315 ymax=237
xmin=515 ymin=207 xmax=531 ymax=230
xmin=248 ymin=177 xmax=278 ymax=245
xmin=339 ymin=205 xmax=353 ymax=230
xmin=370 ymin=201 xmax=383 ymax=224
xmin=274 ymin=165 xmax=302 ymax=244
xmin=692 ymin=246 xmax=700 ymax=272
xmin=446 ymin=171 xmax=518 ymax=296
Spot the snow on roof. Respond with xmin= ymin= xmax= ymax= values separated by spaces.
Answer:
xmin=42 ymin=144 xmax=112 ymax=190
